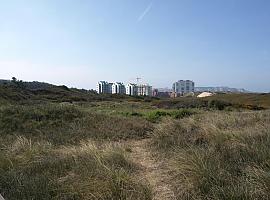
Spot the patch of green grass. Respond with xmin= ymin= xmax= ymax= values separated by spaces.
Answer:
xmin=84 ymin=101 xmax=196 ymax=123
xmin=144 ymin=109 xmax=196 ymax=122
xmin=82 ymin=101 xmax=156 ymax=115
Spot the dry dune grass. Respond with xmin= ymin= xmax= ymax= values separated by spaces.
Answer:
xmin=0 ymin=104 xmax=153 ymax=200
xmin=1 ymin=100 xmax=270 ymax=199
xmin=0 ymin=137 xmax=152 ymax=200
xmin=0 ymin=104 xmax=153 ymax=145
xmin=151 ymin=110 xmax=270 ymax=199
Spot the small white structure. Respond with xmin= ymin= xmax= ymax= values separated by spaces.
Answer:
xmin=197 ymin=92 xmax=214 ymax=98
xmin=126 ymin=83 xmax=138 ymax=96
xmin=112 ymin=82 xmax=126 ymax=94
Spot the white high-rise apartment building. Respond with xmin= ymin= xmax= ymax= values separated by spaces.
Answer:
xmin=126 ymin=83 xmax=138 ymax=96
xmin=96 ymin=81 xmax=113 ymax=94
xmin=112 ymin=82 xmax=126 ymax=94
xmin=97 ymin=81 xmax=153 ymax=96
xmin=172 ymin=80 xmax=195 ymax=95
xmin=137 ymin=84 xmax=152 ymax=96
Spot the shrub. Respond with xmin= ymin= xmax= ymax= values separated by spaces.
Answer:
xmin=171 ymin=109 xmax=195 ymax=119
xmin=122 ymin=111 xmax=144 ymax=117
xmin=208 ymin=99 xmax=231 ymax=110
xmin=145 ymin=110 xmax=170 ymax=122
xmin=144 ymin=109 xmax=195 ymax=122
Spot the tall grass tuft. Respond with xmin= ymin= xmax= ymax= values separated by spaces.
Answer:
xmin=0 ymin=137 xmax=152 ymax=200
xmin=151 ymin=110 xmax=270 ymax=199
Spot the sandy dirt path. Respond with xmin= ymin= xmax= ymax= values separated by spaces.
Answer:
xmin=128 ymin=139 xmax=176 ymax=200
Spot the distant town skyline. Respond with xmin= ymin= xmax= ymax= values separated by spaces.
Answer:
xmin=0 ymin=0 xmax=270 ymax=92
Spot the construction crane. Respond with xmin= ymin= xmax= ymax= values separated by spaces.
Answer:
xmin=128 ymin=77 xmax=142 ymax=85
xmin=136 ymin=77 xmax=141 ymax=85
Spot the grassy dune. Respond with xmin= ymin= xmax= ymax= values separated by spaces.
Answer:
xmin=0 ymin=137 xmax=151 ymax=200
xmin=0 ymin=103 xmax=153 ymax=200
xmin=206 ymin=93 xmax=270 ymax=109
xmin=151 ymin=110 xmax=270 ymax=199
xmin=0 ymin=104 xmax=153 ymax=145
xmin=152 ymin=93 xmax=270 ymax=110
xmin=1 ymin=83 xmax=270 ymax=199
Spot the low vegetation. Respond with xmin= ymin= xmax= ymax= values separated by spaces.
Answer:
xmin=1 ymin=82 xmax=270 ymax=199
xmin=152 ymin=95 xmax=269 ymax=110
xmin=0 ymin=81 xmax=157 ymax=105
xmin=0 ymin=104 xmax=153 ymax=145
xmin=143 ymin=109 xmax=195 ymax=122
xmin=206 ymin=93 xmax=270 ymax=109
xmin=151 ymin=111 xmax=270 ymax=199
xmin=0 ymin=137 xmax=151 ymax=200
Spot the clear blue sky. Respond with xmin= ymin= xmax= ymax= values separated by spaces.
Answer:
xmin=0 ymin=0 xmax=269 ymax=92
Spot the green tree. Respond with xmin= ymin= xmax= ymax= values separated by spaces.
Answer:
xmin=11 ymin=77 xmax=17 ymax=83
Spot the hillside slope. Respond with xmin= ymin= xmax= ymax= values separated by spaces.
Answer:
xmin=0 ymin=81 xmax=140 ymax=104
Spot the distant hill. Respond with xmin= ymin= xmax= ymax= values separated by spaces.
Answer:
xmin=195 ymin=86 xmax=250 ymax=93
xmin=206 ymin=93 xmax=270 ymax=109
xmin=0 ymin=79 xmax=54 ymax=90
xmin=0 ymin=79 xmax=143 ymax=104
xmin=0 ymin=79 xmax=100 ymax=104
xmin=154 ymin=86 xmax=250 ymax=93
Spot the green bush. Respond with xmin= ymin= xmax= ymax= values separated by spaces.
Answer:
xmin=144 ymin=109 xmax=195 ymax=122
xmin=208 ymin=99 xmax=231 ymax=110
xmin=123 ymin=111 xmax=144 ymax=117
xmin=171 ymin=109 xmax=195 ymax=119
xmin=145 ymin=110 xmax=170 ymax=122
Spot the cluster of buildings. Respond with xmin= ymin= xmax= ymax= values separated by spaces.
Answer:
xmin=97 ymin=79 xmax=195 ymax=98
xmin=97 ymin=81 xmax=153 ymax=96
xmin=96 ymin=79 xmax=250 ymax=98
